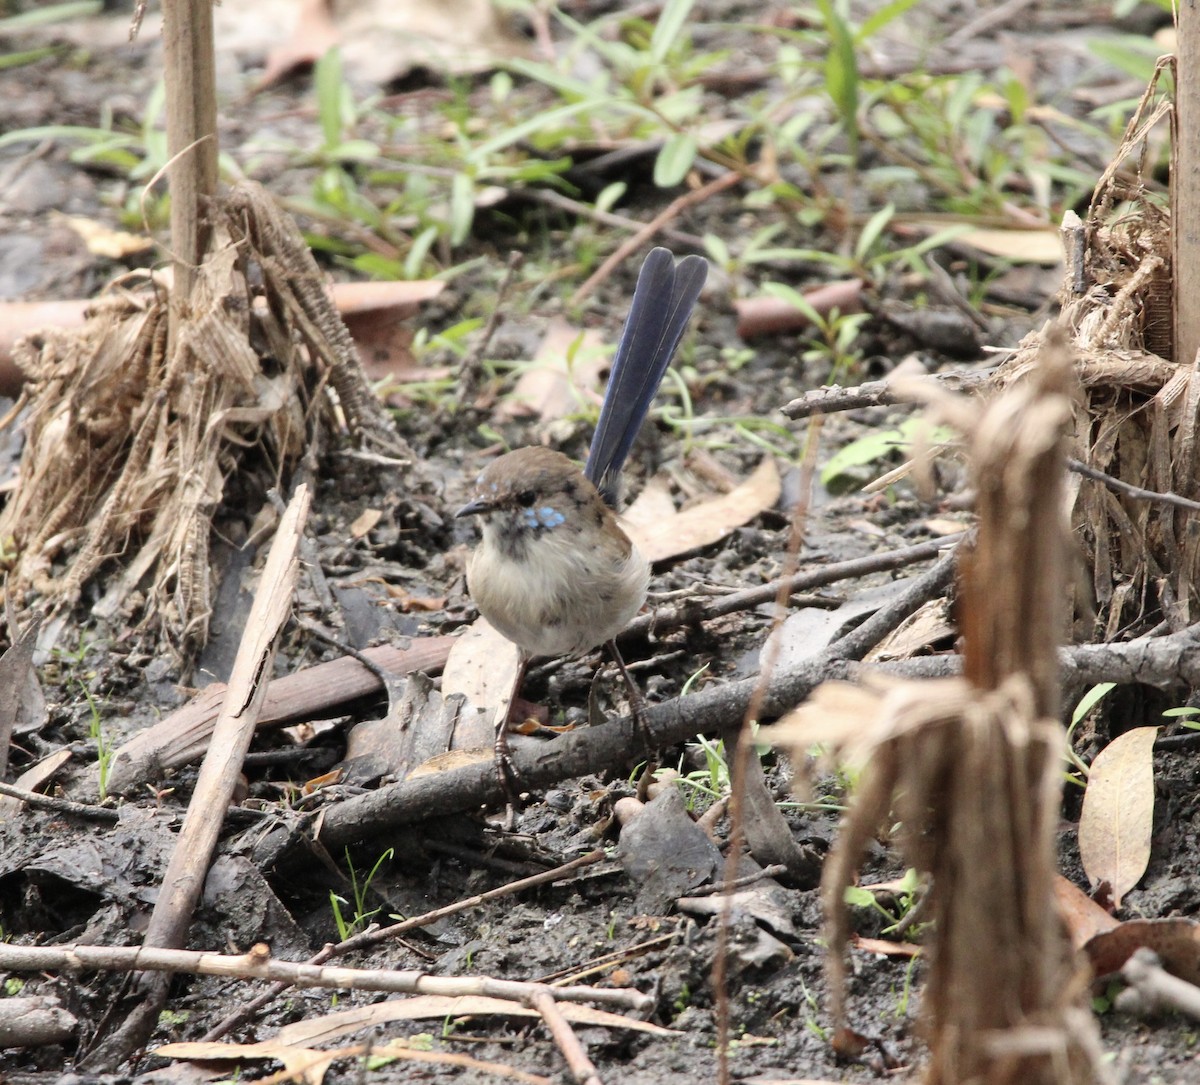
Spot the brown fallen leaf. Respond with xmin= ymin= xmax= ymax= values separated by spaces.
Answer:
xmin=258 ymin=0 xmax=339 ymax=87
xmin=623 ymin=457 xmax=781 ymax=564
xmin=1078 ymin=725 xmax=1158 ymax=909
xmin=496 ymin=317 xmax=606 ymax=423
xmin=951 ymin=227 xmax=1064 ymax=266
xmin=1083 ymin=917 xmax=1200 ymax=985
xmin=851 ymin=934 xmax=923 ymax=958
xmin=1053 ymin=873 xmax=1119 ymax=951
xmin=336 ymin=0 xmax=533 ymax=86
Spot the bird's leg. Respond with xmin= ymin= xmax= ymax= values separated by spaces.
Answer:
xmin=493 ymin=649 xmax=530 ymax=805
xmin=606 ymin=639 xmax=654 ymax=757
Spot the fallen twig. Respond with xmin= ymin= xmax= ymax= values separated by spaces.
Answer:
xmin=530 ymin=989 xmax=603 ymax=1085
xmin=0 ymin=942 xmax=652 ymax=1012
xmin=1067 ymin=457 xmax=1200 ymax=514
xmin=1117 ymin=948 xmax=1200 ymax=1020
xmin=0 ymin=781 xmax=118 ymax=822
xmin=570 ymin=171 xmax=740 ymax=305
xmin=252 ymin=616 xmax=1200 ymax=867
xmin=627 ymin=533 xmax=963 ymax=638
xmin=780 ymin=369 xmax=994 ymax=420
xmin=202 ymin=848 xmax=608 ymax=1041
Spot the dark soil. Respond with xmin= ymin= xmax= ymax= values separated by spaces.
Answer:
xmin=0 ymin=2 xmax=1196 ymax=1083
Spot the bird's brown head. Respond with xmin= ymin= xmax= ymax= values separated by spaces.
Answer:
xmin=455 ymin=447 xmax=602 ymax=525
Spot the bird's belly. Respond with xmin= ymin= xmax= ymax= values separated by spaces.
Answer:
xmin=467 ymin=535 xmax=649 ymax=658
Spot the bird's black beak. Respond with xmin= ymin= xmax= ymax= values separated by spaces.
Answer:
xmin=455 ymin=496 xmax=492 ymax=518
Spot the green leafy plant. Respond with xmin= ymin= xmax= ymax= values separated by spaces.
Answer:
xmin=329 ymin=847 xmax=394 ymax=940
xmin=1065 ymin=682 xmax=1116 ymax=785
xmin=1163 ymin=705 xmax=1200 ymax=730
xmin=819 ymin=417 xmax=956 ymax=491
xmin=844 ymin=866 xmax=922 ymax=936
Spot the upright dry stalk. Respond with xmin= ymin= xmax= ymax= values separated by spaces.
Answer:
xmin=1174 ymin=3 xmax=1200 ymax=370
xmin=162 ymin=0 xmax=219 ymax=340
xmin=918 ymin=327 xmax=1105 ymax=1085
xmin=769 ymin=327 xmax=1110 ymax=1085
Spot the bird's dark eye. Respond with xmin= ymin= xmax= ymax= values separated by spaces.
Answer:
xmin=516 ymin=490 xmax=537 ymax=507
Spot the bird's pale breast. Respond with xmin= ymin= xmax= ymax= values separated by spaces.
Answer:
xmin=467 ymin=517 xmax=649 ymax=658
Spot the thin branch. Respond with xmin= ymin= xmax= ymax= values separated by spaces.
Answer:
xmin=203 ymin=848 xmax=608 ymax=1041
xmin=0 ymin=942 xmax=653 ymax=1012
xmin=1067 ymin=457 xmax=1200 ymax=514
xmin=0 ymin=782 xmax=118 ymax=822
xmin=529 ymin=990 xmax=604 ymax=1085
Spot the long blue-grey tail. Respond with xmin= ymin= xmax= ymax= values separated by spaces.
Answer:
xmin=585 ymin=247 xmax=708 ymax=507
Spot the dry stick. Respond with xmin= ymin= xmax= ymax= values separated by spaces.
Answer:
xmin=1118 ymin=948 xmax=1200 ymax=1020
xmin=1068 ymin=457 xmax=1200 ymax=514
xmin=202 ymin=848 xmax=607 ymax=1042
xmin=780 ymin=368 xmax=995 ymax=419
xmin=825 ymin=545 xmax=959 ymax=662
xmin=687 ymin=864 xmax=789 ymax=895
xmin=570 ymin=171 xmax=741 ymax=306
xmin=1175 ymin=2 xmax=1200 ymax=370
xmin=459 ymin=250 xmax=523 ymax=401
xmin=0 ymin=782 xmax=118 ymax=822
xmin=524 ymin=188 xmax=706 ymax=251
xmin=79 ymin=486 xmax=311 ymax=1071
xmin=529 ymin=989 xmax=603 ymax=1085
xmin=162 ymin=0 xmax=217 ymax=347
xmin=250 ymin=616 xmax=1200 ymax=869
xmin=0 ymin=942 xmax=651 ymax=1012
xmin=627 ymin=533 xmax=964 ymax=637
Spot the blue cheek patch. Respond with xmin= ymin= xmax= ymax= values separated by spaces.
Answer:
xmin=520 ymin=506 xmax=566 ymax=530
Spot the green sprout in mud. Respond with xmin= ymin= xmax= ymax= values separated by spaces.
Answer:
xmin=157 ymin=1008 xmax=191 ymax=1029
xmin=1066 ymin=682 xmax=1112 ymax=788
xmin=667 ymin=734 xmax=731 ymax=809
xmin=844 ymin=866 xmax=922 ymax=937
xmin=797 ymin=976 xmax=827 ymax=1041
xmin=80 ymin=683 xmax=113 ymax=803
xmin=887 ymin=954 xmax=920 ymax=1020
xmin=329 ymin=846 xmax=394 ymax=941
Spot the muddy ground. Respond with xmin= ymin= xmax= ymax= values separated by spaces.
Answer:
xmin=1 ymin=1 xmax=1198 ymax=1083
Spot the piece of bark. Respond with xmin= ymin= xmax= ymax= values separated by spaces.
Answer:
xmin=105 ymin=637 xmax=455 ymax=796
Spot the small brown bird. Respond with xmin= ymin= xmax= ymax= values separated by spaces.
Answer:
xmin=456 ymin=248 xmax=708 ymax=783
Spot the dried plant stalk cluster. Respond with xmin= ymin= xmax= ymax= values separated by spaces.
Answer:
xmin=0 ymin=182 xmax=404 ymax=660
xmin=1000 ymin=63 xmax=1194 ymax=639
xmin=771 ymin=334 xmax=1110 ymax=1084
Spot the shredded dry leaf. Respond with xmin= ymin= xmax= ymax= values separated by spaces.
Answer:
xmin=0 ymin=181 xmax=406 ymax=664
